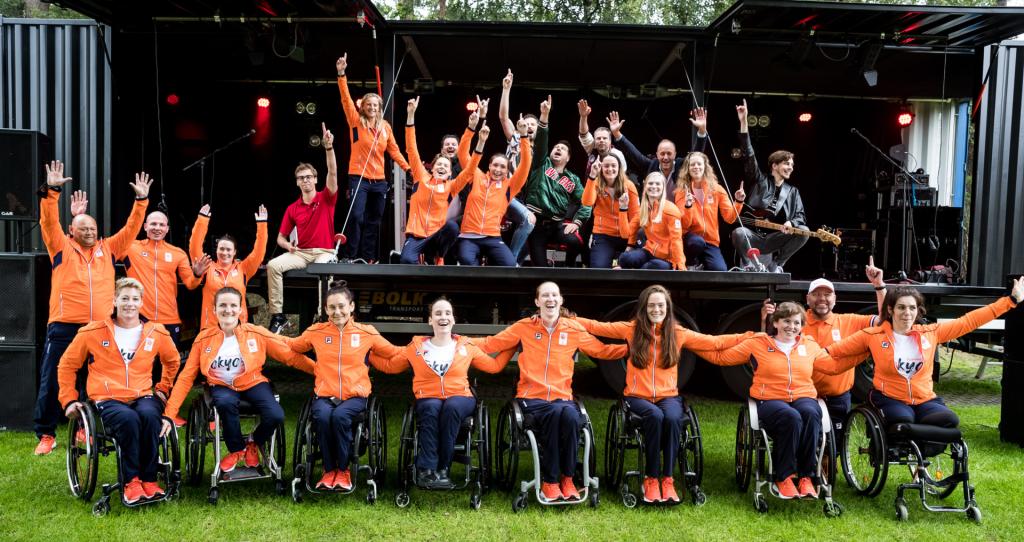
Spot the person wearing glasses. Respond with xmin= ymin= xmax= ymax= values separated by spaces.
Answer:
xmin=266 ymin=122 xmax=340 ymax=333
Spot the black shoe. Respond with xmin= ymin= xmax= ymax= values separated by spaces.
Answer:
xmin=268 ymin=313 xmax=288 ymax=334
xmin=431 ymin=468 xmax=455 ymax=490
xmin=415 ymin=468 xmax=437 ymax=488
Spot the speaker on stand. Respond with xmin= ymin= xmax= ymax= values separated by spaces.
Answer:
xmin=1 ymin=129 xmax=52 ymax=253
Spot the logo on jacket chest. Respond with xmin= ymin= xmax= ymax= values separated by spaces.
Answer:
xmin=797 ymin=344 xmax=807 ymax=357
xmin=558 ymin=331 xmax=569 ymax=346
xmin=246 ymin=338 xmax=258 ymax=352
xmin=535 ymin=332 xmax=543 ymax=340
xmin=144 ymin=337 xmax=155 ymax=352
xmin=545 ymin=168 xmax=576 ymax=192
xmin=350 ymin=334 xmax=360 ymax=347
xmin=881 ymin=341 xmax=890 ymax=349
xmin=831 ymin=329 xmax=842 ymax=342
xmin=325 ymin=336 xmax=333 ymax=344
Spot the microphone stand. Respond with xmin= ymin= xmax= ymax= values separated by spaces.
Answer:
xmin=850 ymin=128 xmax=918 ymax=281
xmin=182 ymin=128 xmax=256 ymax=208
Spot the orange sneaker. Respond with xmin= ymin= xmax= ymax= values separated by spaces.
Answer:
xmin=316 ymin=470 xmax=336 ymax=490
xmin=123 ymin=477 xmax=145 ymax=504
xmin=244 ymin=441 xmax=261 ymax=467
xmin=434 ymin=256 xmax=445 ymax=266
xmin=75 ymin=428 xmax=88 ymax=446
xmin=172 ymin=416 xmax=186 ymax=427
xmin=560 ymin=476 xmax=581 ymax=501
xmin=219 ymin=450 xmax=243 ymax=473
xmin=141 ymin=481 xmax=165 ymax=499
xmin=775 ymin=477 xmax=799 ymax=500
xmin=797 ymin=477 xmax=818 ymax=499
xmin=541 ymin=482 xmax=563 ymax=501
xmin=34 ymin=435 xmax=57 ymax=456
xmin=660 ymin=477 xmax=680 ymax=503
xmin=642 ymin=476 xmax=662 ymax=503
xmin=208 ymin=421 xmax=217 ymax=432
xmin=334 ymin=469 xmax=353 ymax=491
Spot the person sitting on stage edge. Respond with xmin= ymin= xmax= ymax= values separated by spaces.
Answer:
xmin=400 ymin=96 xmax=484 ymax=265
xmin=581 ymin=154 xmax=638 ymax=268
xmin=522 ymin=95 xmax=592 ymax=267
xmin=497 ymin=69 xmax=540 ymax=264
xmin=267 ymin=122 xmax=339 ymax=334
xmin=730 ymin=99 xmax=807 ymax=273
xmin=32 ymin=162 xmax=151 ymax=456
xmin=619 ymin=172 xmax=686 ymax=270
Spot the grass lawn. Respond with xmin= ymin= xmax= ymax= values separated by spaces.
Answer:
xmin=2 ymin=349 xmax=1021 ymax=541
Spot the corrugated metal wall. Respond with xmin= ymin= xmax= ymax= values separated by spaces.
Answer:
xmin=971 ymin=41 xmax=1024 ymax=286
xmin=0 ymin=17 xmax=112 ymax=251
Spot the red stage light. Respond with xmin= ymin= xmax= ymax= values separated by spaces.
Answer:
xmin=897 ymin=111 xmax=914 ymax=127
xmin=466 ymin=102 xmax=478 ymax=112
xmin=166 ymin=93 xmax=180 ymax=106
xmin=257 ymin=97 xmax=271 ymax=109
xmin=798 ymin=112 xmax=813 ymax=123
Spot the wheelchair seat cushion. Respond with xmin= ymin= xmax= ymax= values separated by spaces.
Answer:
xmin=888 ymin=423 xmax=962 ymax=443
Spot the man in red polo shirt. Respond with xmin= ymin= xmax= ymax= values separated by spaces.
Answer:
xmin=268 ymin=123 xmax=338 ymax=333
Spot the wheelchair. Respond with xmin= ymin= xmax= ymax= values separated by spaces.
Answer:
xmin=840 ymin=402 xmax=980 ymax=522
xmin=181 ymin=384 xmax=287 ymax=504
xmin=393 ymin=395 xmax=491 ymax=509
xmin=65 ymin=400 xmax=180 ymax=516
xmin=290 ymin=395 xmax=387 ymax=504
xmin=735 ymin=398 xmax=843 ymax=516
xmin=604 ymin=397 xmax=706 ymax=507
xmin=494 ymin=398 xmax=599 ymax=512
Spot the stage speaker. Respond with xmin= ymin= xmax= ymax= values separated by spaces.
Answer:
xmin=0 ymin=345 xmax=38 ymax=431
xmin=1002 ymin=275 xmax=1024 ymax=446
xmin=0 ymin=253 xmax=50 ymax=346
xmin=0 ymin=129 xmax=52 ymax=221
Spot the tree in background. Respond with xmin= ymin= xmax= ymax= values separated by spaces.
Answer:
xmin=0 ymin=0 xmax=86 ymax=18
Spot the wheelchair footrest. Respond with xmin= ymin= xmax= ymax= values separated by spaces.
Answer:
xmin=221 ymin=466 xmax=267 ymax=481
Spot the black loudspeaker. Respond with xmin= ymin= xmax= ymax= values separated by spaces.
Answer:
xmin=0 ymin=129 xmax=52 ymax=221
xmin=1002 ymin=277 xmax=1024 ymax=446
xmin=0 ymin=253 xmax=50 ymax=346
xmin=0 ymin=345 xmax=38 ymax=430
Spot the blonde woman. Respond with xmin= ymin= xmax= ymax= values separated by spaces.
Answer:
xmin=619 ymin=172 xmax=686 ymax=270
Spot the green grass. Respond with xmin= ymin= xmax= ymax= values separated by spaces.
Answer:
xmin=2 ymin=361 xmax=1021 ymax=541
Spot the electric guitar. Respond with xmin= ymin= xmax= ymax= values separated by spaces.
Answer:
xmin=740 ymin=210 xmax=842 ymax=246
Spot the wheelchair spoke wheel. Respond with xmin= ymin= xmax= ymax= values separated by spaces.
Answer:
xmin=292 ymin=398 xmax=312 ymax=479
xmin=680 ymin=404 xmax=704 ymax=488
xmin=368 ymin=399 xmax=387 ymax=484
xmin=841 ymin=407 xmax=886 ymax=496
xmin=397 ymin=405 xmax=414 ymax=490
xmin=734 ymin=407 xmax=753 ymax=491
xmin=477 ymin=404 xmax=492 ymax=490
xmin=160 ymin=420 xmax=182 ymax=494
xmin=184 ymin=398 xmax=207 ymax=486
xmin=494 ymin=403 xmax=519 ymax=491
xmin=921 ymin=441 xmax=962 ymax=500
xmin=66 ymin=406 xmax=99 ymax=500
xmin=820 ymin=429 xmax=837 ymax=489
xmin=272 ymin=422 xmax=287 ymax=474
xmin=604 ymin=404 xmax=624 ymax=491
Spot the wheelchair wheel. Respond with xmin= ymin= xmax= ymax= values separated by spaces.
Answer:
xmin=604 ymin=402 xmax=625 ymax=491
xmin=397 ymin=403 xmax=415 ymax=492
xmin=292 ymin=397 xmax=314 ymax=488
xmin=734 ymin=406 xmax=753 ymax=491
xmin=574 ymin=422 xmax=598 ymax=489
xmin=494 ymin=402 xmax=520 ymax=491
xmin=476 ymin=404 xmax=492 ymax=490
xmin=158 ymin=418 xmax=182 ymax=497
xmin=841 ymin=406 xmax=887 ymax=496
xmin=367 ymin=397 xmax=387 ymax=484
xmin=919 ymin=440 xmax=962 ymax=500
xmin=184 ymin=396 xmax=208 ymax=486
xmin=679 ymin=403 xmax=704 ymax=488
xmin=66 ymin=404 xmax=99 ymax=500
xmin=820 ymin=427 xmax=837 ymax=489
xmin=271 ymin=420 xmax=287 ymax=478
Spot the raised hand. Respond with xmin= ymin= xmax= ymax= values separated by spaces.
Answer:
xmin=516 ymin=113 xmax=529 ymax=136
xmin=540 ymin=95 xmax=552 ymax=116
xmin=192 ymin=253 xmax=212 ymax=276
xmin=336 ymin=53 xmax=348 ymax=76
xmin=618 ymin=192 xmax=629 ymax=209
xmin=578 ymin=99 xmax=591 ymax=118
xmin=130 ymin=172 xmax=153 ymax=199
xmin=736 ymin=99 xmax=749 ymax=125
xmin=70 ymin=190 xmax=89 ymax=216
xmin=760 ymin=298 xmax=776 ymax=331
xmin=321 ymin=122 xmax=334 ymax=148
xmin=1010 ymin=276 xmax=1024 ymax=304
xmin=255 ymin=204 xmax=268 ymax=222
xmin=45 ymin=160 xmax=73 ymax=188
xmin=477 ymin=95 xmax=489 ymax=119
xmin=406 ymin=96 xmax=420 ymax=119
xmin=865 ymin=255 xmax=884 ymax=286
xmin=468 ymin=106 xmax=480 ymax=129
xmin=199 ymin=204 xmax=211 ymax=217
xmin=478 ymin=121 xmax=491 ymax=143
xmin=606 ymin=111 xmax=625 ymax=137
xmin=588 ymin=160 xmax=600 ymax=179
xmin=690 ymin=107 xmax=707 ymax=135
xmin=734 ymin=184 xmax=746 ymax=203
xmin=502 ymin=69 xmax=513 ymax=89
xmin=685 ymin=190 xmax=695 ymax=208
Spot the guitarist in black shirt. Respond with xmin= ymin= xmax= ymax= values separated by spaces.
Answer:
xmin=730 ymin=99 xmax=808 ymax=272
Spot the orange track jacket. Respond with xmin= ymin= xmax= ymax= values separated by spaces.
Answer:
xmin=286 ymin=320 xmax=403 ymax=401
xmin=337 ymin=76 xmax=410 ymax=179
xmin=123 ymin=239 xmax=202 ymax=325
xmin=625 ymin=199 xmax=686 ymax=270
xmin=189 ymin=214 xmax=267 ymax=329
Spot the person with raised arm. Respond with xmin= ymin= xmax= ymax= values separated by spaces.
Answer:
xmin=32 ymin=163 xmax=151 ymax=456
xmin=619 ymin=172 xmax=686 ymax=270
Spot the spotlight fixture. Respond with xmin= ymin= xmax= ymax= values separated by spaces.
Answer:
xmin=861 ymin=42 xmax=883 ymax=88
xmin=757 ymin=115 xmax=771 ymax=128
xmin=308 ymin=135 xmax=322 ymax=148
xmin=466 ymin=102 xmax=478 ymax=112
xmin=897 ymin=110 xmax=914 ymax=127
xmin=305 ymin=102 xmax=317 ymax=115
xmin=257 ymin=97 xmax=271 ymax=108
xmin=746 ymin=115 xmax=759 ymax=128
xmin=295 ymin=101 xmax=306 ymax=114
xmin=798 ymin=112 xmax=813 ymax=123
xmin=166 ymin=93 xmax=180 ymax=106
